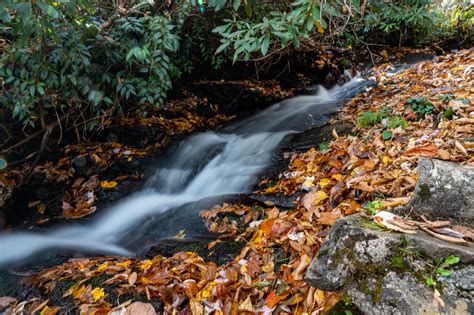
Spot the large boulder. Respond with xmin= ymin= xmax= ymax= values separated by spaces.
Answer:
xmin=394 ymin=158 xmax=474 ymax=226
xmin=305 ymin=215 xmax=474 ymax=314
xmin=306 ymin=158 xmax=474 ymax=315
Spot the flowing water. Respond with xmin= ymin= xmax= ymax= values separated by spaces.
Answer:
xmin=0 ymin=77 xmax=371 ymax=266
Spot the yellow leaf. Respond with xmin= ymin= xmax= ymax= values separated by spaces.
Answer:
xmin=96 ymin=262 xmax=109 ymax=272
xmin=314 ymin=20 xmax=325 ymax=34
xmin=302 ymin=177 xmax=315 ymax=188
xmin=382 ymin=155 xmax=392 ymax=165
xmin=451 ymin=66 xmax=465 ymax=71
xmin=71 ymin=283 xmax=85 ymax=299
xmin=319 ymin=178 xmax=331 ymax=188
xmin=91 ymin=287 xmax=105 ymax=301
xmin=40 ymin=306 xmax=50 ymax=315
xmin=139 ymin=259 xmax=152 ymax=270
xmin=313 ymin=190 xmax=328 ymax=205
xmin=100 ymin=180 xmax=117 ymax=189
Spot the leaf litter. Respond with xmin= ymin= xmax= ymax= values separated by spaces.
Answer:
xmin=1 ymin=49 xmax=473 ymax=314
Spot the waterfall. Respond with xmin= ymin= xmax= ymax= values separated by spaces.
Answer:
xmin=0 ymin=77 xmax=370 ymax=266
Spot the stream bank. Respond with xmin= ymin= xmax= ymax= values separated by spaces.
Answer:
xmin=2 ymin=48 xmax=473 ymax=315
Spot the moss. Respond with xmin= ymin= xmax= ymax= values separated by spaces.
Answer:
xmin=360 ymin=219 xmax=390 ymax=231
xmin=418 ymin=184 xmax=432 ymax=202
xmin=86 ymin=274 xmax=109 ymax=288
xmin=358 ymin=278 xmax=383 ymax=303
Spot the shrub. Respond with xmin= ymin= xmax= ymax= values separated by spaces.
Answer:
xmin=0 ymin=1 xmax=184 ymax=130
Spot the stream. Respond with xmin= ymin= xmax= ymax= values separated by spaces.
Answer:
xmin=0 ymin=76 xmax=371 ymax=267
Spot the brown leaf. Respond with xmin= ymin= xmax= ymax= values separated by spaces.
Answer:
xmin=238 ymin=296 xmax=254 ymax=312
xmin=128 ymin=272 xmax=137 ymax=286
xmin=403 ymin=143 xmax=437 ymax=157
xmin=420 ymin=226 xmax=468 ymax=244
xmin=318 ymin=212 xmax=339 ymax=226
xmin=125 ymin=302 xmax=156 ymax=315
xmin=451 ymin=225 xmax=474 ymax=241
xmin=0 ymin=296 xmax=16 ymax=308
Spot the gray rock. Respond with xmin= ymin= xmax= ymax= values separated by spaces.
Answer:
xmin=394 ymin=158 xmax=474 ymax=226
xmin=305 ymin=215 xmax=474 ymax=314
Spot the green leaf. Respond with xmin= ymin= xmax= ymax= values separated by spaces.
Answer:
xmin=37 ymin=85 xmax=45 ymax=96
xmin=318 ymin=142 xmax=329 ymax=152
xmin=444 ymin=255 xmax=460 ymax=266
xmin=245 ymin=1 xmax=252 ymax=17
xmin=443 ymin=108 xmax=454 ymax=120
xmin=37 ymin=3 xmax=60 ymax=19
xmin=436 ymin=267 xmax=452 ymax=277
xmin=382 ymin=130 xmax=393 ymax=140
xmin=261 ymin=36 xmax=270 ymax=56
xmin=312 ymin=5 xmax=321 ymax=20
xmin=426 ymin=277 xmax=434 ymax=286
xmin=215 ymin=42 xmax=230 ymax=54
xmin=352 ymin=0 xmax=360 ymax=10
xmin=233 ymin=0 xmax=241 ymax=11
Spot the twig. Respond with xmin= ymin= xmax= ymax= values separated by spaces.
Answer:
xmin=0 ymin=122 xmax=58 ymax=155
xmin=19 ymin=125 xmax=54 ymax=186
xmin=0 ymin=124 xmax=12 ymax=147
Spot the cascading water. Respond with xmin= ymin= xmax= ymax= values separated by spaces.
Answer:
xmin=0 ymin=77 xmax=371 ymax=266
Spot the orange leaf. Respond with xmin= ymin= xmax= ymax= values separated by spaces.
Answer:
xmin=265 ymin=291 xmax=288 ymax=308
xmin=260 ymin=219 xmax=275 ymax=237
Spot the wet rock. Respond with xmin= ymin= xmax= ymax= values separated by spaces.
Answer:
xmin=305 ymin=214 xmax=474 ymax=314
xmin=395 ymin=158 xmax=474 ymax=226
xmin=72 ymin=156 xmax=89 ymax=176
xmin=249 ymin=193 xmax=296 ymax=208
xmin=281 ymin=122 xmax=354 ymax=153
xmin=125 ymin=194 xmax=244 ymax=254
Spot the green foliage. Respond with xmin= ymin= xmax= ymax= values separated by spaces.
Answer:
xmin=443 ymin=108 xmax=454 ymax=120
xmin=362 ymin=0 xmax=435 ymax=45
xmin=364 ymin=200 xmax=385 ymax=215
xmin=426 ymin=255 xmax=460 ymax=287
xmin=357 ymin=111 xmax=384 ymax=128
xmin=211 ymin=0 xmax=357 ymax=62
xmin=407 ymin=97 xmax=434 ymax=119
xmin=429 ymin=0 xmax=474 ymax=45
xmin=381 ymin=130 xmax=393 ymax=140
xmin=386 ymin=116 xmax=408 ymax=129
xmin=443 ymin=255 xmax=460 ymax=266
xmin=318 ymin=141 xmax=330 ymax=152
xmin=0 ymin=1 xmax=183 ymax=129
xmin=0 ymin=0 xmax=467 ymax=136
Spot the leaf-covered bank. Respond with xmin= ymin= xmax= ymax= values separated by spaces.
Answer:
xmin=1 ymin=48 xmax=472 ymax=314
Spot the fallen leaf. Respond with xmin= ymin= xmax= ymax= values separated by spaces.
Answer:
xmin=128 ymin=272 xmax=137 ymax=286
xmin=0 ymin=296 xmax=16 ymax=308
xmin=91 ymin=287 xmax=105 ymax=301
xmin=100 ymin=180 xmax=118 ymax=189
xmin=238 ymin=296 xmax=254 ymax=312
xmin=451 ymin=225 xmax=474 ymax=241
xmin=125 ymin=302 xmax=156 ymax=315
xmin=403 ymin=143 xmax=437 ymax=157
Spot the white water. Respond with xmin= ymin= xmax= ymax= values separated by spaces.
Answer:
xmin=0 ymin=77 xmax=369 ymax=266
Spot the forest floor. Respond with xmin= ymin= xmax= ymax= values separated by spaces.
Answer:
xmin=0 ymin=48 xmax=473 ymax=314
